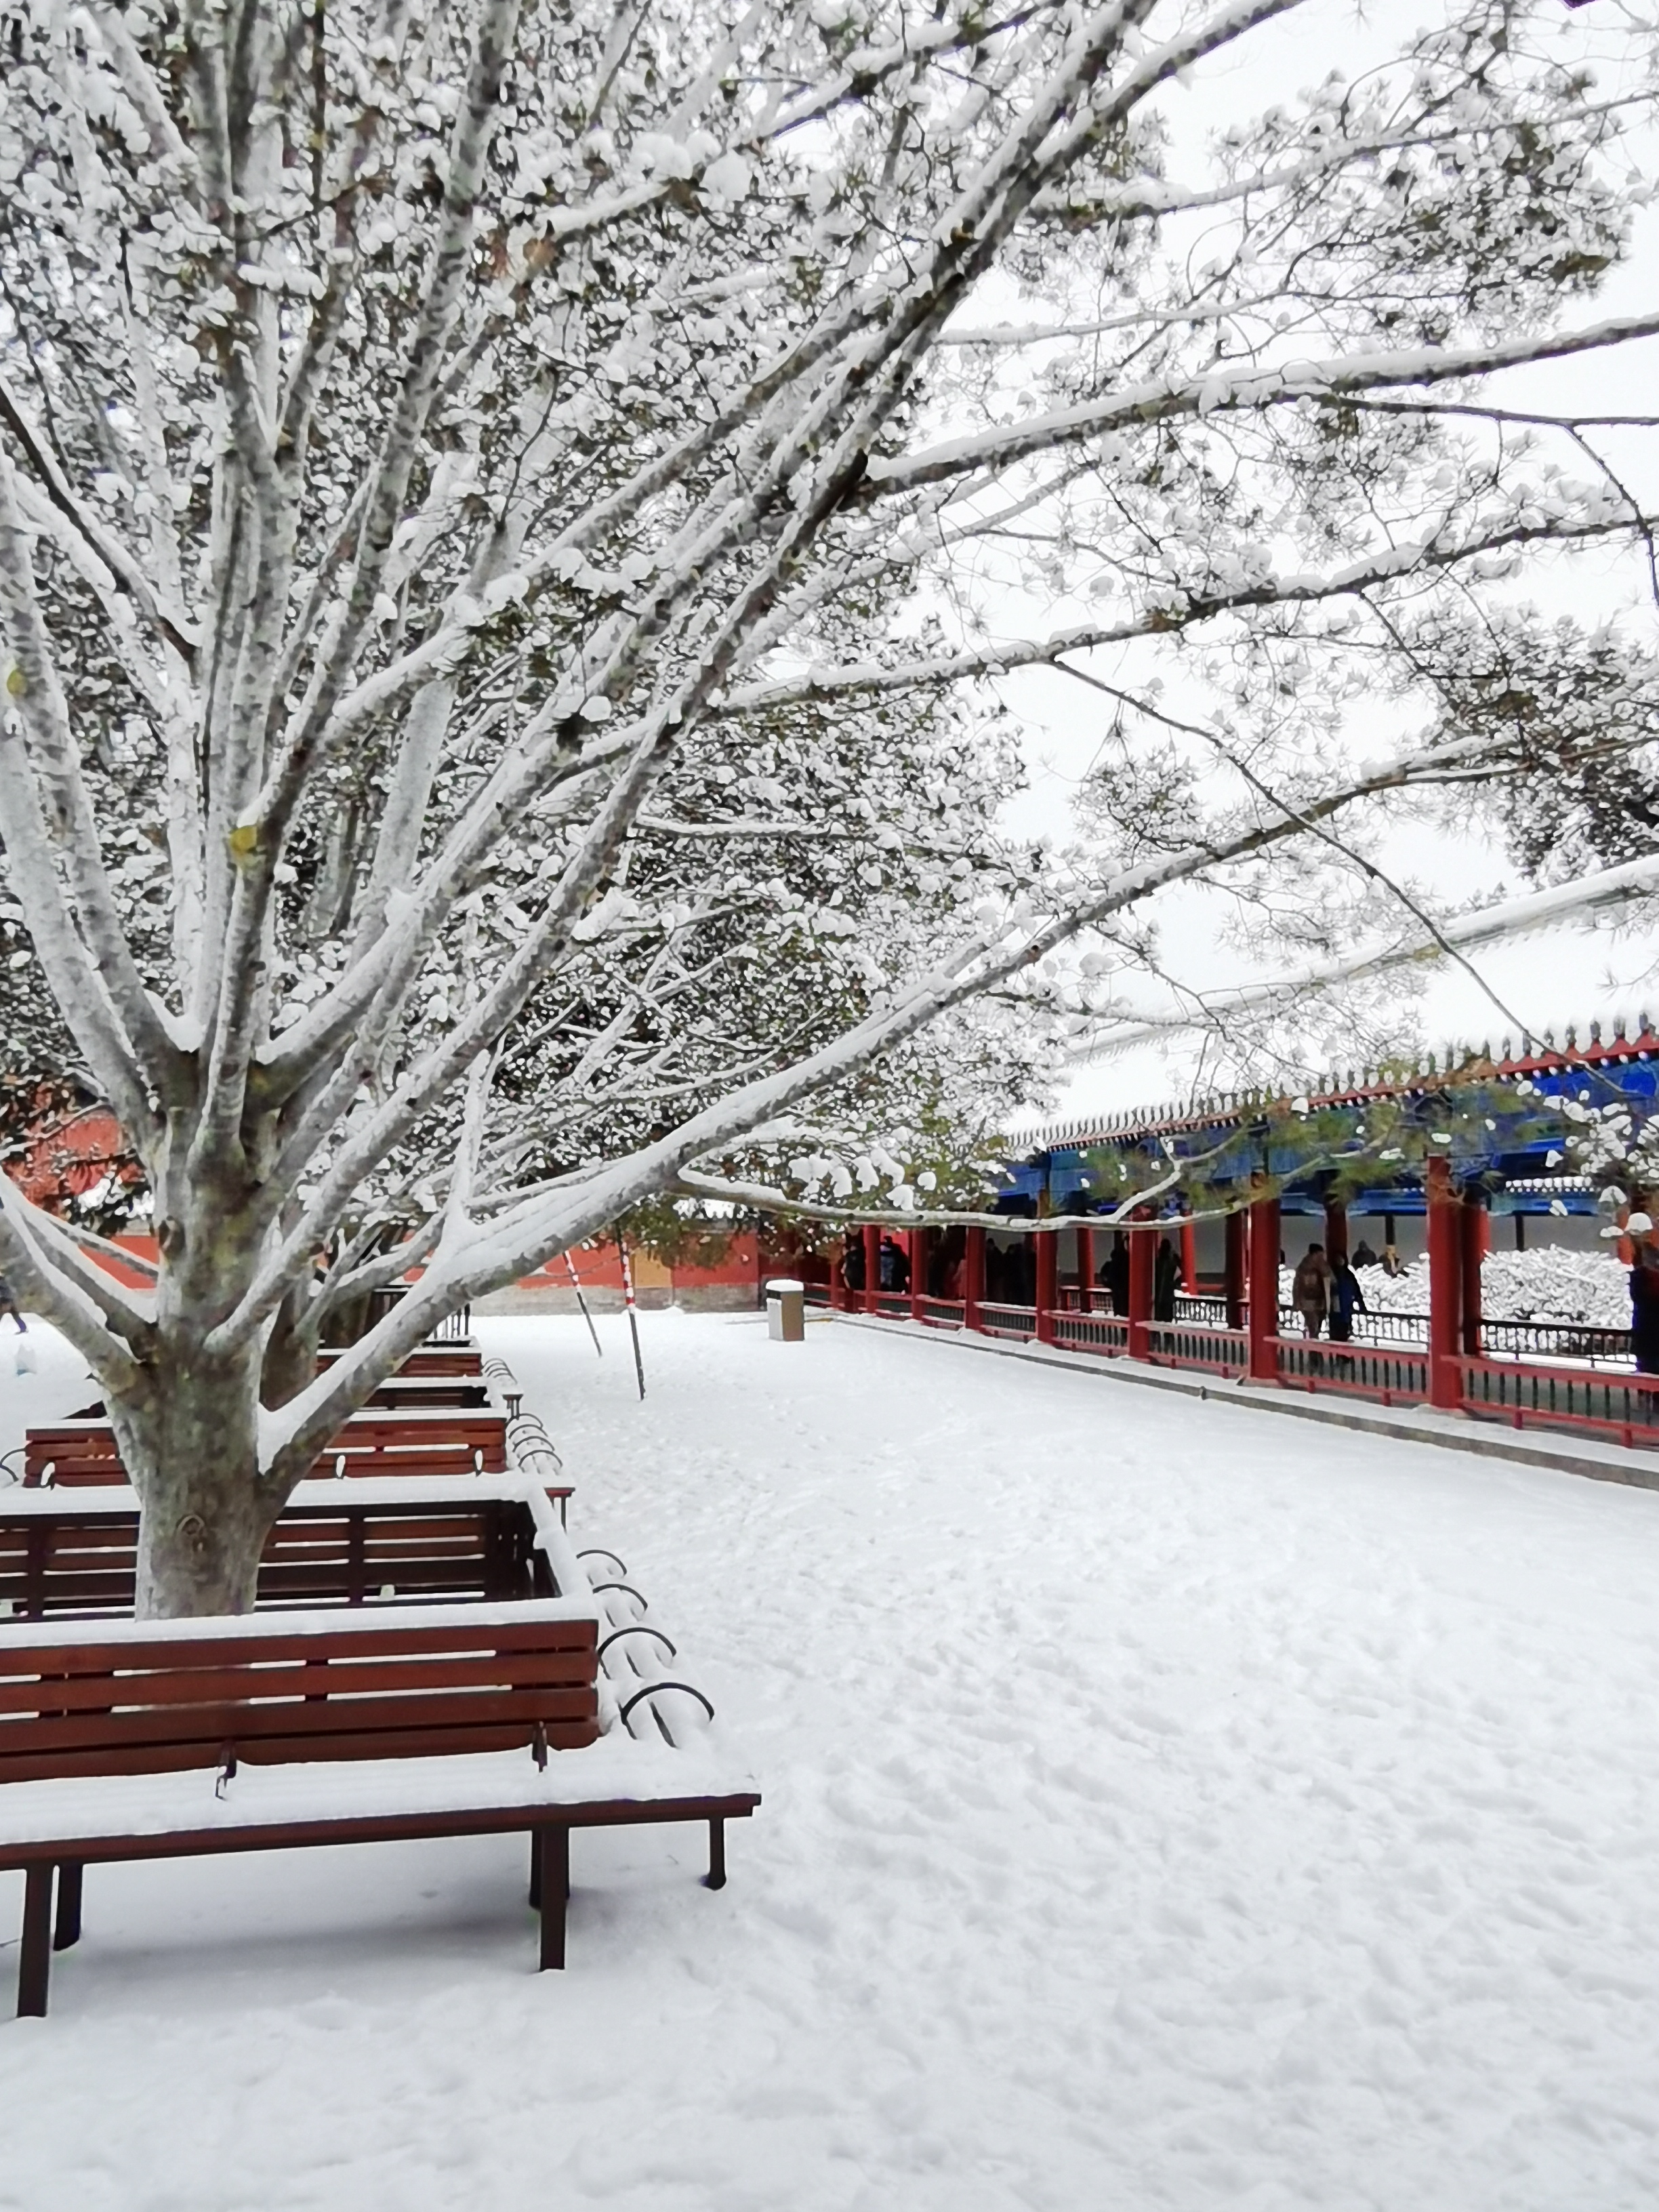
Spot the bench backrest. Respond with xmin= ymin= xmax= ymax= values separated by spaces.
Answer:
xmin=319 ymin=1346 xmax=484 ymax=1377
xmin=23 ymin=1410 xmax=509 ymax=1486
xmin=0 ymin=1497 xmax=554 ymax=1622
xmin=0 ymin=1603 xmax=599 ymax=1784
xmin=365 ymin=1378 xmax=493 ymax=1410
xmin=20 ymin=1429 xmax=124 ymax=1487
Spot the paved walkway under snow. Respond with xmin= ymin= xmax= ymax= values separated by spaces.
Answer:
xmin=5 ymin=1311 xmax=1659 ymax=2209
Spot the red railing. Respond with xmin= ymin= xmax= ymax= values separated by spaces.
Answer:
xmin=1273 ymin=1334 xmax=1431 ymax=1405
xmin=821 ymin=1245 xmax=1659 ymax=1457
xmin=978 ymin=1301 xmax=1037 ymax=1340
xmin=1145 ymin=1323 xmax=1248 ymax=1375
xmin=917 ymin=1297 xmax=966 ymax=1329
xmin=1456 ymin=1356 xmax=1659 ymax=1446
xmin=1052 ymin=1311 xmax=1131 ymax=1355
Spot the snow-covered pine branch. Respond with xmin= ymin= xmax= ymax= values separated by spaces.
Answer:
xmin=0 ymin=0 xmax=1655 ymax=1614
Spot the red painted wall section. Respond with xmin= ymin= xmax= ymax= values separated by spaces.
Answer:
xmin=100 ymin=1234 xmax=159 ymax=1290
xmin=70 ymin=1218 xmax=798 ymax=1309
xmin=518 ymin=1231 xmax=771 ymax=1299
xmin=5 ymin=1107 xmax=129 ymax=1208
xmin=678 ymin=1233 xmax=768 ymax=1295
xmin=65 ymin=1232 xmax=160 ymax=1291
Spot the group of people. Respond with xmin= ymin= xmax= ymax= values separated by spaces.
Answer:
xmin=1347 ymin=1236 xmax=1406 ymax=1276
xmin=838 ymin=1233 xmax=912 ymax=1295
xmin=1289 ymin=1242 xmax=1368 ymax=1340
xmin=794 ymin=1218 xmax=1659 ymax=1379
xmin=1093 ymin=1231 xmax=1183 ymax=1321
xmin=838 ymin=1228 xmax=1187 ymax=1315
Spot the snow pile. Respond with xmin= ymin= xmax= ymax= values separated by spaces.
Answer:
xmin=6 ymin=1311 xmax=1659 ymax=2209
xmin=1356 ymin=1248 xmax=1633 ymax=1328
xmin=1274 ymin=1248 xmax=1633 ymax=1328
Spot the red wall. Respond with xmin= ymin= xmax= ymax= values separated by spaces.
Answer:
xmin=6 ymin=1106 xmax=130 ymax=1208
xmin=72 ymin=1224 xmax=784 ymax=1305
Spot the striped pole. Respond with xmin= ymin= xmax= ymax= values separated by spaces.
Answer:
xmin=617 ymin=1237 xmax=647 ymax=1399
xmin=564 ymin=1252 xmax=603 ymax=1358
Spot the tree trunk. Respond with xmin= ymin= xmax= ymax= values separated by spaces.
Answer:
xmin=110 ymin=1356 xmax=279 ymax=1619
xmin=261 ymin=1283 xmax=319 ymax=1410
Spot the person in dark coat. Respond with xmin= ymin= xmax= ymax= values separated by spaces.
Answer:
xmin=1631 ymin=1244 xmax=1659 ymax=1374
xmin=878 ymin=1235 xmax=910 ymax=1293
xmin=840 ymin=1235 xmax=865 ymax=1293
xmin=1328 ymin=1254 xmax=1367 ymax=1343
xmin=1153 ymin=1235 xmax=1182 ymax=1322
xmin=1291 ymin=1243 xmax=1332 ymax=1337
xmin=1350 ymin=1237 xmax=1379 ymax=1270
xmin=1100 ymin=1232 xmax=1130 ymax=1315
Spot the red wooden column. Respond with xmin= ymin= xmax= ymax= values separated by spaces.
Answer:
xmin=1224 ymin=1208 xmax=1247 ymax=1332
xmin=1323 ymin=1196 xmax=1348 ymax=1265
xmin=1035 ymin=1229 xmax=1058 ymax=1345
xmin=962 ymin=1225 xmax=986 ymax=1332
xmin=862 ymin=1222 xmax=882 ymax=1314
xmin=1126 ymin=1226 xmax=1153 ymax=1361
xmin=1246 ymin=1191 xmax=1280 ymax=1382
xmin=1459 ymin=1192 xmax=1486 ymax=1357
xmin=1180 ymin=1215 xmax=1197 ymax=1296
xmin=1076 ymin=1225 xmax=1094 ymax=1313
xmin=1426 ymin=1157 xmax=1464 ymax=1410
xmin=909 ymin=1228 xmax=929 ymax=1322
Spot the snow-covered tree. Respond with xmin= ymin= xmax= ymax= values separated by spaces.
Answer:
xmin=1 ymin=0 xmax=1656 ymax=1614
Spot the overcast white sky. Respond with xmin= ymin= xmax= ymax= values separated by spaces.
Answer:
xmin=949 ymin=1 xmax=1659 ymax=1125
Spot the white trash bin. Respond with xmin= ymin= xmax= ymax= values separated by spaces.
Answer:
xmin=765 ymin=1277 xmax=806 ymax=1343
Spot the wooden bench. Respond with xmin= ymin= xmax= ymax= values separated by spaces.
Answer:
xmin=0 ymin=1485 xmax=558 ymax=1622
xmin=0 ymin=1599 xmax=759 ymax=2014
xmin=363 ymin=1376 xmax=494 ymax=1410
xmin=321 ymin=1343 xmax=484 ymax=1378
xmin=20 ymin=1407 xmax=510 ymax=1488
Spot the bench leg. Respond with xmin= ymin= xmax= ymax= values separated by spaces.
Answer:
xmin=527 ymin=1830 xmax=540 ymax=1910
xmin=536 ymin=1826 xmax=569 ymax=1971
xmin=54 ymin=1862 xmax=83 ymax=1952
xmin=18 ymin=1865 xmax=53 ymax=2018
xmin=705 ymin=1816 xmax=726 ymax=1891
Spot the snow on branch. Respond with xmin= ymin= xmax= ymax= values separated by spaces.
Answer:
xmin=2 ymin=0 xmax=1656 ymax=1556
xmin=867 ymin=311 xmax=1659 ymax=497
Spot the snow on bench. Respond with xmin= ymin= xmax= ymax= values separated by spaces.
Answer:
xmin=0 ymin=1590 xmax=759 ymax=2015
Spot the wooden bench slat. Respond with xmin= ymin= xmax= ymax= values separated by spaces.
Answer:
xmin=252 ymin=1567 xmax=508 ymax=1594
xmin=264 ymin=1517 xmax=491 ymax=1544
xmin=0 ymin=1716 xmax=599 ymax=1784
xmin=0 ymin=1616 xmax=595 ymax=1674
xmin=0 ymin=1649 xmax=598 ymax=1715
xmin=235 ymin=1717 xmax=599 ymax=1763
xmin=3 ymin=1685 xmax=596 ymax=1761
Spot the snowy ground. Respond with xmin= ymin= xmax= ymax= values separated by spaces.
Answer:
xmin=6 ymin=1311 xmax=1659 ymax=2209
